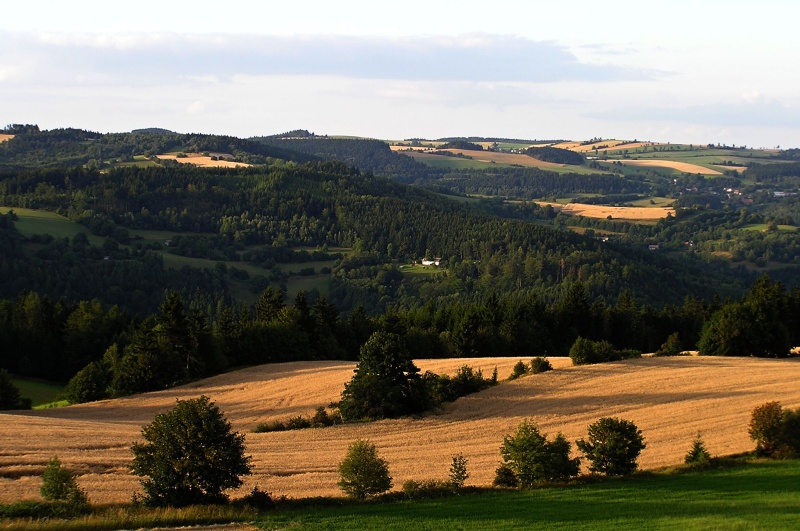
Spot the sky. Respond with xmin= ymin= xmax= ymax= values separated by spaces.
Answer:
xmin=2 ymin=0 xmax=800 ymax=147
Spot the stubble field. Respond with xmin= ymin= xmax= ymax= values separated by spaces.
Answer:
xmin=2 ymin=356 xmax=799 ymax=505
xmin=537 ymin=202 xmax=674 ymax=220
xmin=156 ymin=153 xmax=250 ymax=168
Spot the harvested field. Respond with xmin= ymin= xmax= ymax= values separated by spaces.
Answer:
xmin=2 ymin=357 xmax=798 ymax=504
xmin=538 ymin=201 xmax=674 ymax=220
xmin=156 ymin=153 xmax=250 ymax=168
xmin=553 ymin=141 xmax=658 ymax=153
xmin=616 ymin=159 xmax=721 ymax=175
xmin=0 ymin=134 xmax=14 ymax=143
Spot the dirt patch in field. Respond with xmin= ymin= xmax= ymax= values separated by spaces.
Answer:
xmin=156 ymin=153 xmax=250 ymax=168
xmin=0 ymin=134 xmax=14 ymax=143
xmin=616 ymin=159 xmax=721 ymax=175
xmin=2 ymin=357 xmax=798 ymax=503
xmin=538 ymin=202 xmax=674 ymax=220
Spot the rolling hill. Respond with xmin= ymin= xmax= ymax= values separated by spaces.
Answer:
xmin=2 ymin=356 xmax=799 ymax=504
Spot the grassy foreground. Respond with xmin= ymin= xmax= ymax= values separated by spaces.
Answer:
xmin=253 ymin=460 xmax=800 ymax=530
xmin=2 ymin=460 xmax=797 ymax=530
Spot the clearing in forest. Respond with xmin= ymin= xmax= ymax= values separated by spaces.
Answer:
xmin=156 ymin=153 xmax=250 ymax=168
xmin=538 ymin=202 xmax=674 ymax=220
xmin=2 ymin=356 xmax=798 ymax=503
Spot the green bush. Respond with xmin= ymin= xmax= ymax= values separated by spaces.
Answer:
xmin=655 ymin=332 xmax=683 ymax=357
xmin=253 ymin=420 xmax=287 ymax=433
xmin=402 ymin=479 xmax=451 ymax=499
xmin=748 ymin=401 xmax=800 ymax=458
xmin=508 ymin=361 xmax=528 ymax=380
xmin=748 ymin=401 xmax=785 ymax=456
xmin=499 ymin=419 xmax=580 ymax=487
xmin=569 ymin=337 xmax=641 ymax=366
xmin=530 ymin=357 xmax=553 ymax=374
xmin=130 ymin=395 xmax=252 ymax=507
xmin=576 ymin=417 xmax=646 ymax=476
xmin=40 ymin=456 xmax=88 ymax=509
xmin=337 ymin=440 xmax=392 ymax=499
xmin=492 ymin=464 xmax=518 ymax=488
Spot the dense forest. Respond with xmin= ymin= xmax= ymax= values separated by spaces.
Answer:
xmin=1 ymin=125 xmax=799 ymax=402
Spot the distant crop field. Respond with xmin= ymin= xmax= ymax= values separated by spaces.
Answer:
xmin=0 ymin=134 xmax=14 ymax=143
xmin=156 ymin=153 xmax=250 ymax=168
xmin=2 ymin=356 xmax=800 ymax=505
xmin=0 ymin=207 xmax=104 ymax=245
xmin=614 ymin=159 xmax=721 ymax=175
xmin=537 ymin=202 xmax=674 ymax=220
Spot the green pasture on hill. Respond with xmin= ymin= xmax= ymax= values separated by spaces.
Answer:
xmin=254 ymin=459 xmax=800 ymax=531
xmin=0 ymin=207 xmax=104 ymax=245
xmin=9 ymin=377 xmax=64 ymax=407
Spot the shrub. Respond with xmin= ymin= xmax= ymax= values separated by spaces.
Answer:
xmin=508 ymin=361 xmax=528 ymax=380
xmin=748 ymin=401 xmax=785 ymax=456
xmin=402 ymin=479 xmax=451 ymax=499
xmin=492 ymin=464 xmax=518 ymax=488
xmin=285 ymin=415 xmax=312 ymax=430
xmin=337 ymin=440 xmax=392 ymax=499
xmin=576 ymin=417 xmax=646 ymax=476
xmin=684 ymin=434 xmax=712 ymax=467
xmin=40 ymin=456 xmax=88 ymax=509
xmin=655 ymin=332 xmax=683 ymax=357
xmin=499 ymin=419 xmax=580 ymax=488
xmin=448 ymin=453 xmax=469 ymax=490
xmin=238 ymin=486 xmax=277 ymax=511
xmin=569 ymin=337 xmax=641 ymax=366
xmin=253 ymin=420 xmax=287 ymax=433
xmin=530 ymin=357 xmax=553 ymax=374
xmin=130 ymin=395 xmax=252 ymax=507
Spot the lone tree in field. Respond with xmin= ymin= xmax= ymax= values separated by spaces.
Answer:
xmin=499 ymin=419 xmax=580 ymax=488
xmin=338 ymin=440 xmax=392 ymax=499
xmin=130 ymin=395 xmax=251 ymax=507
xmin=577 ymin=417 xmax=646 ymax=476
xmin=338 ymin=331 xmax=430 ymax=420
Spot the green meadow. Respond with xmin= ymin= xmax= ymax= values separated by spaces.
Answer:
xmin=0 ymin=207 xmax=103 ymax=245
xmin=253 ymin=459 xmax=800 ymax=531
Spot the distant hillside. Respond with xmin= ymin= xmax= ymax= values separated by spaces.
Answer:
xmin=253 ymin=135 xmax=434 ymax=180
xmin=131 ymin=127 xmax=178 ymax=134
xmin=0 ymin=128 xmax=316 ymax=167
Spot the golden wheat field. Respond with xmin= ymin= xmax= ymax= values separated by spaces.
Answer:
xmin=615 ymin=159 xmax=721 ymax=175
xmin=156 ymin=153 xmax=250 ymax=168
xmin=0 ymin=134 xmax=14 ymax=143
xmin=390 ymin=145 xmax=564 ymax=169
xmin=2 ymin=356 xmax=799 ymax=504
xmin=538 ymin=202 xmax=674 ymax=220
